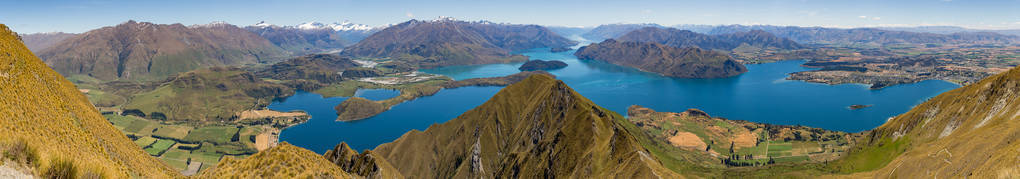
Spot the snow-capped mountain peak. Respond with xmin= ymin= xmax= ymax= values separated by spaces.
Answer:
xmin=189 ymin=21 xmax=231 ymax=28
xmin=296 ymin=22 xmax=327 ymax=30
xmin=253 ymin=21 xmax=275 ymax=28
xmin=433 ymin=16 xmax=458 ymax=22
xmin=292 ymin=21 xmax=373 ymax=31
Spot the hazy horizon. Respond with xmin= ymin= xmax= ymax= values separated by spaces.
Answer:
xmin=3 ymin=0 xmax=1019 ymax=34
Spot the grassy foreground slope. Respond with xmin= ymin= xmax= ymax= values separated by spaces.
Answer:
xmin=0 ymin=24 xmax=178 ymax=178
xmin=198 ymin=143 xmax=354 ymax=178
xmin=833 ymin=65 xmax=1020 ymax=178
xmin=373 ymin=74 xmax=679 ymax=178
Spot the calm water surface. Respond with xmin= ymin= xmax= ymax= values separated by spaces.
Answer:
xmin=276 ymin=46 xmax=959 ymax=153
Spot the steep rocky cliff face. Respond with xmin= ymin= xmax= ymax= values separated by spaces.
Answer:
xmin=833 ymin=66 xmax=1020 ymax=178
xmin=342 ymin=19 xmax=575 ymax=68
xmin=372 ymin=74 xmax=679 ymax=178
xmin=0 ymin=24 xmax=178 ymax=178
xmin=575 ymin=39 xmax=747 ymax=78
xmin=37 ymin=21 xmax=288 ymax=81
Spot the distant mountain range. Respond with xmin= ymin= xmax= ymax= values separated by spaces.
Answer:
xmin=37 ymin=21 xmax=289 ymax=81
xmin=580 ymin=23 xmax=665 ymax=41
xmin=18 ymin=32 xmax=76 ymax=52
xmin=694 ymin=24 xmax=1019 ymax=45
xmin=342 ymin=18 xmax=576 ymax=68
xmin=244 ymin=21 xmax=380 ymax=54
xmin=616 ymin=27 xmax=804 ymax=50
xmin=874 ymin=26 xmax=1020 ymax=36
xmin=582 ymin=23 xmax=1018 ymax=45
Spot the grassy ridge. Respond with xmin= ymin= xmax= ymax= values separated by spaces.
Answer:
xmin=0 ymin=24 xmax=177 ymax=178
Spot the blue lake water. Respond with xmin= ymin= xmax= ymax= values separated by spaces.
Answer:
xmin=271 ymin=87 xmax=502 ymax=153
xmin=275 ymin=47 xmax=959 ymax=153
xmin=421 ymin=48 xmax=960 ymax=132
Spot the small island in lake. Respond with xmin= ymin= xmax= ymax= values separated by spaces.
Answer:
xmin=849 ymin=104 xmax=873 ymax=110
xmin=518 ymin=60 xmax=568 ymax=71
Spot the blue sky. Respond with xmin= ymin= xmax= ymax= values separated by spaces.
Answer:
xmin=2 ymin=0 xmax=1018 ymax=33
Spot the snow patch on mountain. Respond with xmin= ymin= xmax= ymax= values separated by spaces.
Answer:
xmin=291 ymin=21 xmax=374 ymax=31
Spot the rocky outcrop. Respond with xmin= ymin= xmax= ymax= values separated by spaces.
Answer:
xmin=517 ymin=60 xmax=567 ymax=71
xmin=323 ymin=142 xmax=403 ymax=179
xmin=575 ymin=39 xmax=747 ymax=78
xmin=334 ymin=97 xmax=386 ymax=121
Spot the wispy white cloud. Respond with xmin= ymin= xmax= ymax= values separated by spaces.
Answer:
xmin=405 ymin=12 xmax=414 ymax=18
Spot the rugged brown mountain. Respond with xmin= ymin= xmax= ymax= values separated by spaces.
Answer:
xmin=342 ymin=19 xmax=575 ymax=68
xmin=37 ymin=20 xmax=288 ymax=81
xmin=0 ymin=24 xmax=178 ymax=178
xmin=372 ymin=74 xmax=679 ymax=178
xmin=18 ymin=32 xmax=77 ymax=52
xmin=617 ymin=27 xmax=803 ymax=50
xmin=574 ymin=39 xmax=747 ymax=78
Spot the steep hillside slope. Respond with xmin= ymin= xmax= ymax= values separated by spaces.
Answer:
xmin=198 ymin=143 xmax=354 ymax=178
xmin=372 ymin=74 xmax=679 ymax=178
xmin=18 ymin=32 xmax=77 ymax=52
xmin=342 ymin=19 xmax=575 ymax=68
xmin=575 ymin=39 xmax=747 ymax=78
xmin=37 ymin=21 xmax=288 ymax=81
xmin=0 ymin=24 xmax=177 ymax=178
xmin=832 ymin=66 xmax=1020 ymax=178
